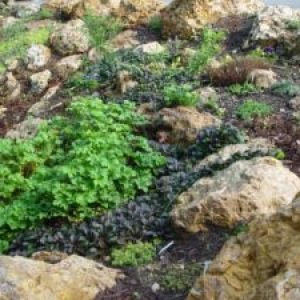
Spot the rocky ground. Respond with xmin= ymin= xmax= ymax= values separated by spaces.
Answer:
xmin=0 ymin=0 xmax=300 ymax=300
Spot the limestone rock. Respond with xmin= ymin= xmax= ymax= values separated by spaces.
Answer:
xmin=153 ymin=106 xmax=220 ymax=144
xmin=50 ymin=20 xmax=90 ymax=56
xmin=14 ymin=3 xmax=40 ymax=18
xmin=245 ymin=6 xmax=300 ymax=56
xmin=30 ymin=69 xmax=52 ymax=94
xmin=135 ymin=41 xmax=165 ymax=55
xmin=0 ymin=72 xmax=21 ymax=103
xmin=162 ymin=0 xmax=264 ymax=38
xmin=25 ymin=44 xmax=52 ymax=71
xmin=116 ymin=70 xmax=138 ymax=94
xmin=55 ymin=55 xmax=82 ymax=79
xmin=6 ymin=118 xmax=43 ymax=139
xmin=187 ymin=194 xmax=300 ymax=300
xmin=0 ymin=255 xmax=121 ymax=300
xmin=0 ymin=16 xmax=17 ymax=28
xmin=247 ymin=68 xmax=278 ymax=88
xmin=111 ymin=30 xmax=140 ymax=50
xmin=289 ymin=96 xmax=300 ymax=111
xmin=172 ymin=157 xmax=300 ymax=233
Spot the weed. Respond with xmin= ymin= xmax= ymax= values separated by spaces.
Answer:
xmin=236 ymin=100 xmax=273 ymax=120
xmin=271 ymin=81 xmax=300 ymax=97
xmin=164 ymin=84 xmax=199 ymax=107
xmin=111 ymin=240 xmax=160 ymax=267
xmin=189 ymin=28 xmax=226 ymax=74
xmin=202 ymin=98 xmax=225 ymax=117
xmin=66 ymin=72 xmax=99 ymax=93
xmin=248 ymin=47 xmax=278 ymax=63
xmin=228 ymin=82 xmax=261 ymax=96
xmin=231 ymin=223 xmax=249 ymax=236
xmin=287 ymin=19 xmax=300 ymax=31
xmin=148 ymin=15 xmax=163 ymax=34
xmin=84 ymin=14 xmax=121 ymax=52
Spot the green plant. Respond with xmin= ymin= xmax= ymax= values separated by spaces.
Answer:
xmin=164 ymin=84 xmax=199 ymax=107
xmin=84 ymin=14 xmax=121 ymax=51
xmin=202 ymin=98 xmax=225 ymax=117
xmin=111 ymin=240 xmax=160 ymax=267
xmin=189 ymin=28 xmax=226 ymax=73
xmin=26 ymin=8 xmax=55 ymax=20
xmin=0 ymin=98 xmax=166 ymax=249
xmin=236 ymin=100 xmax=273 ymax=120
xmin=148 ymin=15 xmax=163 ymax=34
xmin=0 ymin=22 xmax=51 ymax=69
xmin=248 ymin=47 xmax=277 ymax=63
xmin=66 ymin=72 xmax=99 ymax=92
xmin=271 ymin=81 xmax=300 ymax=97
xmin=231 ymin=223 xmax=249 ymax=236
xmin=228 ymin=82 xmax=261 ymax=96
xmin=287 ymin=19 xmax=300 ymax=31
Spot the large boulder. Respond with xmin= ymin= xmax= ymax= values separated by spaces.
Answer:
xmin=187 ymin=194 xmax=300 ymax=300
xmin=245 ymin=6 xmax=300 ymax=56
xmin=152 ymin=106 xmax=221 ymax=144
xmin=25 ymin=44 xmax=52 ymax=71
xmin=162 ymin=0 xmax=264 ymax=38
xmin=0 ymin=255 xmax=121 ymax=300
xmin=172 ymin=156 xmax=300 ymax=233
xmin=50 ymin=20 xmax=90 ymax=56
xmin=44 ymin=0 xmax=163 ymax=24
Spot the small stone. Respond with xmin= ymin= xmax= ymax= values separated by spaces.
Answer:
xmin=152 ymin=282 xmax=160 ymax=293
xmin=135 ymin=42 xmax=165 ymax=55
xmin=25 ymin=45 xmax=52 ymax=71
xmin=289 ymin=96 xmax=300 ymax=111
xmin=55 ymin=55 xmax=82 ymax=79
xmin=30 ymin=70 xmax=52 ymax=94
xmin=247 ymin=69 xmax=278 ymax=89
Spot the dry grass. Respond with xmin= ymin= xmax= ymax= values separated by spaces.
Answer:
xmin=208 ymin=57 xmax=270 ymax=86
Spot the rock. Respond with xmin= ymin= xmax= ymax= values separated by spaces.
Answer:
xmin=0 ymin=72 xmax=21 ymax=103
xmin=172 ymin=157 xmax=300 ymax=233
xmin=14 ymin=3 xmax=40 ymax=18
xmin=289 ymin=96 xmax=300 ymax=111
xmin=55 ymin=55 xmax=82 ymax=79
xmin=162 ymin=0 xmax=264 ymax=38
xmin=113 ymin=0 xmax=164 ymax=26
xmin=27 ymin=84 xmax=63 ymax=117
xmin=245 ymin=6 xmax=300 ymax=56
xmin=247 ymin=68 xmax=278 ymax=88
xmin=6 ymin=117 xmax=43 ymax=139
xmin=180 ymin=47 xmax=197 ymax=64
xmin=116 ymin=70 xmax=138 ymax=94
xmin=25 ymin=45 xmax=52 ymax=71
xmin=135 ymin=42 xmax=165 ymax=55
xmin=0 ymin=255 xmax=121 ymax=300
xmin=50 ymin=20 xmax=90 ymax=56
xmin=6 ymin=59 xmax=19 ymax=72
xmin=30 ymin=70 xmax=52 ymax=94
xmin=111 ymin=30 xmax=140 ymax=50
xmin=196 ymin=87 xmax=219 ymax=108
xmin=187 ymin=194 xmax=300 ymax=300
xmin=43 ymin=0 xmax=120 ymax=18
xmin=32 ymin=251 xmax=68 ymax=264
xmin=0 ymin=16 xmax=17 ymax=28
xmin=153 ymin=106 xmax=220 ymax=144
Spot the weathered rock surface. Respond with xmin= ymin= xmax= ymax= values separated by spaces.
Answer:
xmin=0 ymin=255 xmax=121 ymax=300
xmin=187 ymin=193 xmax=300 ymax=300
xmin=153 ymin=106 xmax=220 ymax=144
xmin=111 ymin=30 xmax=140 ymax=50
xmin=289 ymin=96 xmax=300 ymax=111
xmin=245 ymin=6 xmax=300 ymax=56
xmin=6 ymin=117 xmax=43 ymax=139
xmin=25 ymin=44 xmax=52 ymax=71
xmin=50 ymin=19 xmax=89 ymax=56
xmin=162 ymin=0 xmax=264 ymax=38
xmin=30 ymin=69 xmax=52 ymax=94
xmin=172 ymin=157 xmax=300 ymax=233
xmin=247 ymin=68 xmax=278 ymax=88
xmin=135 ymin=41 xmax=165 ymax=55
xmin=55 ymin=54 xmax=82 ymax=79
xmin=0 ymin=72 xmax=21 ymax=103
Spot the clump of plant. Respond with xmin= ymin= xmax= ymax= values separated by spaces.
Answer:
xmin=83 ymin=14 xmax=121 ymax=51
xmin=188 ymin=124 xmax=246 ymax=160
xmin=201 ymin=98 xmax=225 ymax=117
xmin=27 ymin=8 xmax=55 ymax=20
xmin=236 ymin=99 xmax=273 ymax=120
xmin=209 ymin=57 xmax=270 ymax=86
xmin=189 ymin=28 xmax=226 ymax=73
xmin=248 ymin=47 xmax=278 ymax=63
xmin=111 ymin=240 xmax=160 ymax=267
xmin=287 ymin=19 xmax=300 ymax=31
xmin=148 ymin=15 xmax=163 ymax=34
xmin=0 ymin=98 xmax=165 ymax=251
xmin=65 ymin=72 xmax=99 ymax=93
xmin=0 ymin=21 xmax=51 ymax=70
xmin=271 ymin=81 xmax=300 ymax=98
xmin=164 ymin=84 xmax=199 ymax=107
xmin=228 ymin=82 xmax=261 ymax=96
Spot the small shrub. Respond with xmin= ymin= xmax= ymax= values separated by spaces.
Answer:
xmin=27 ymin=8 xmax=55 ymax=20
xmin=66 ymin=72 xmax=99 ymax=92
xmin=201 ymin=98 xmax=225 ymax=117
xmin=148 ymin=15 xmax=163 ymax=34
xmin=236 ymin=100 xmax=273 ymax=120
xmin=188 ymin=124 xmax=246 ymax=160
xmin=248 ymin=47 xmax=278 ymax=64
xmin=164 ymin=84 xmax=198 ymax=107
xmin=111 ymin=240 xmax=160 ymax=267
xmin=271 ymin=81 xmax=300 ymax=97
xmin=228 ymin=82 xmax=261 ymax=96
xmin=209 ymin=57 xmax=270 ymax=86
xmin=84 ymin=14 xmax=121 ymax=51
xmin=189 ymin=28 xmax=226 ymax=73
